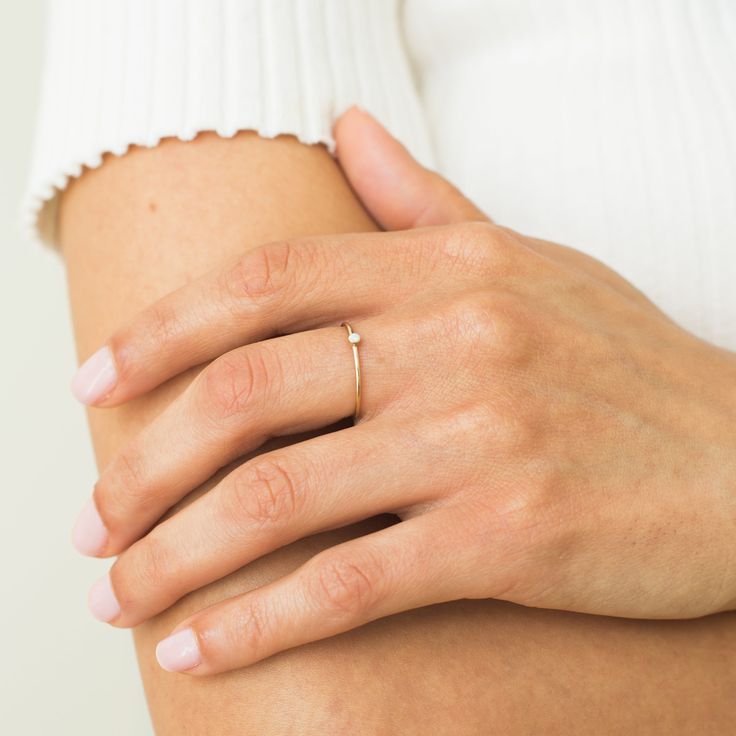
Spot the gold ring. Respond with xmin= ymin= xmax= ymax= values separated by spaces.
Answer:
xmin=341 ymin=322 xmax=362 ymax=419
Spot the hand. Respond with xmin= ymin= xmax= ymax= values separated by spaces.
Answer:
xmin=70 ymin=108 xmax=736 ymax=675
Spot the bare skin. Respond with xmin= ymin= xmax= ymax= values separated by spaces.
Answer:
xmin=60 ymin=131 xmax=736 ymax=735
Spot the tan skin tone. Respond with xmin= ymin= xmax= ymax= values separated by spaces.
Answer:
xmin=61 ymin=125 xmax=736 ymax=734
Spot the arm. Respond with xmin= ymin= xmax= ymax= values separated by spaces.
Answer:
xmin=61 ymin=130 xmax=736 ymax=735
xmin=60 ymin=130 xmax=396 ymax=733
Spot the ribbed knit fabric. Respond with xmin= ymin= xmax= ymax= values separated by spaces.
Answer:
xmin=24 ymin=0 xmax=433 ymax=245
xmin=404 ymin=0 xmax=736 ymax=351
xmin=24 ymin=0 xmax=736 ymax=350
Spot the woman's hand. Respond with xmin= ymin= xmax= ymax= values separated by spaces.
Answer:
xmin=70 ymin=108 xmax=736 ymax=674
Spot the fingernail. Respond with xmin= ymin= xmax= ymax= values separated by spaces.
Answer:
xmin=71 ymin=346 xmax=117 ymax=404
xmin=88 ymin=574 xmax=121 ymax=622
xmin=156 ymin=628 xmax=202 ymax=672
xmin=71 ymin=498 xmax=109 ymax=556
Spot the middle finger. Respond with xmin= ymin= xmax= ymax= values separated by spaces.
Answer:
xmin=84 ymin=318 xmax=402 ymax=556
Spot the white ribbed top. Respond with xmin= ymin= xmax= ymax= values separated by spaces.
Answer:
xmin=24 ymin=0 xmax=433 ymax=244
xmin=25 ymin=0 xmax=736 ymax=350
xmin=406 ymin=0 xmax=736 ymax=351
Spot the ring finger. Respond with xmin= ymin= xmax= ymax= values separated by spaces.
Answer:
xmin=76 ymin=316 xmax=408 ymax=556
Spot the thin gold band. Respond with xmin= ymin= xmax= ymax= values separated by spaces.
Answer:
xmin=341 ymin=322 xmax=362 ymax=419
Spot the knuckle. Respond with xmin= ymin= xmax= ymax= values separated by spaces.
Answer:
xmin=441 ymin=221 xmax=514 ymax=273
xmin=456 ymin=219 xmax=498 ymax=243
xmin=228 ymin=457 xmax=304 ymax=529
xmin=493 ymin=461 xmax=563 ymax=542
xmin=457 ymin=402 xmax=526 ymax=450
xmin=108 ymin=300 xmax=181 ymax=383
xmin=490 ymin=404 xmax=539 ymax=458
xmin=444 ymin=291 xmax=535 ymax=364
xmin=309 ymin=552 xmax=383 ymax=618
xmin=116 ymin=449 xmax=147 ymax=492
xmin=199 ymin=347 xmax=274 ymax=420
xmin=97 ymin=447 xmax=149 ymax=520
xmin=228 ymin=598 xmax=271 ymax=656
xmin=199 ymin=356 xmax=251 ymax=420
xmin=290 ymin=239 xmax=335 ymax=293
xmin=221 ymin=240 xmax=294 ymax=303
xmin=444 ymin=291 xmax=509 ymax=342
xmin=114 ymin=300 xmax=179 ymax=357
xmin=142 ymin=300 xmax=183 ymax=348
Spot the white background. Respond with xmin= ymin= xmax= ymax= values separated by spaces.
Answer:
xmin=0 ymin=2 xmax=151 ymax=733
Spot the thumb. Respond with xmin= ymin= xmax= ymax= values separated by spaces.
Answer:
xmin=333 ymin=107 xmax=490 ymax=230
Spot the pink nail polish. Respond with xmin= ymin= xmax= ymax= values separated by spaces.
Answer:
xmin=71 ymin=498 xmax=109 ymax=556
xmin=156 ymin=628 xmax=201 ymax=672
xmin=71 ymin=346 xmax=117 ymax=405
xmin=88 ymin=574 xmax=121 ymax=622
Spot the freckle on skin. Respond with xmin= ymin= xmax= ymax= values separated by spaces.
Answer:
xmin=148 ymin=200 xmax=157 ymax=213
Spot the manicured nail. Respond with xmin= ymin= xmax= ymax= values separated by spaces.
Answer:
xmin=156 ymin=628 xmax=202 ymax=672
xmin=71 ymin=498 xmax=108 ymax=556
xmin=88 ymin=574 xmax=121 ymax=622
xmin=71 ymin=346 xmax=117 ymax=404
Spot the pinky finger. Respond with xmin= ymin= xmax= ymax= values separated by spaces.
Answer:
xmin=154 ymin=511 xmax=466 ymax=675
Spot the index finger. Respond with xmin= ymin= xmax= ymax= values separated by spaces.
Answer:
xmin=70 ymin=228 xmax=448 ymax=407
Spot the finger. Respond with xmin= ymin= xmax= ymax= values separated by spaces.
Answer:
xmin=152 ymin=511 xmax=469 ymax=675
xmin=95 ymin=416 xmax=457 ymax=627
xmin=71 ymin=109 xmax=498 ymax=409
xmin=335 ymin=110 xmax=640 ymax=297
xmin=71 ymin=228 xmax=445 ymax=407
xmin=334 ymin=106 xmax=490 ymax=229
xmin=80 ymin=321 xmax=380 ymax=557
xmin=82 ymin=308 xmax=439 ymax=557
